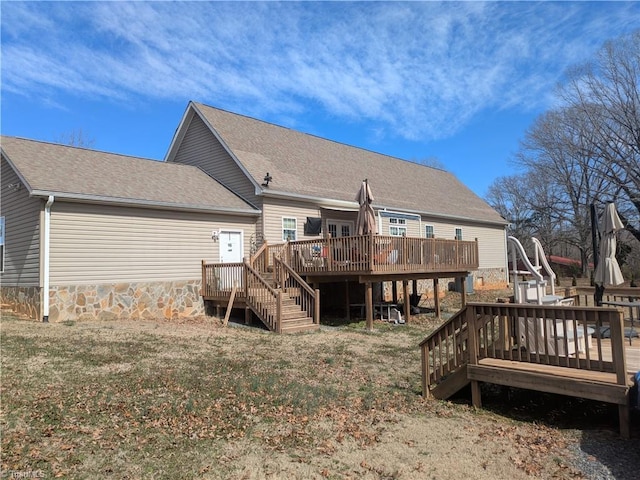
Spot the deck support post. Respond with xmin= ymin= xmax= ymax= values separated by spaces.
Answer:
xmin=345 ymin=281 xmax=350 ymax=321
xmin=365 ymin=282 xmax=374 ymax=331
xmin=392 ymin=281 xmax=398 ymax=304
xmin=402 ymin=280 xmax=411 ymax=323
xmin=460 ymin=275 xmax=467 ymax=308
xmin=433 ymin=279 xmax=440 ymax=319
xmin=244 ymin=307 xmax=251 ymax=325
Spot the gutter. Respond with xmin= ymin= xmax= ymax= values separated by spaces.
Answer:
xmin=42 ymin=195 xmax=54 ymax=323
xmin=29 ymin=190 xmax=261 ymax=216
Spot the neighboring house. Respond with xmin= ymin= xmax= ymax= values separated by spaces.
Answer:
xmin=0 ymin=136 xmax=260 ymax=321
xmin=166 ymin=101 xmax=509 ymax=295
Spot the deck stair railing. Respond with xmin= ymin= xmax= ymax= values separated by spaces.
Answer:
xmin=421 ymin=303 xmax=627 ymax=398
xmin=274 ymin=257 xmax=320 ymax=325
xmin=419 ymin=308 xmax=470 ymax=396
xmin=245 ymin=260 xmax=282 ymax=333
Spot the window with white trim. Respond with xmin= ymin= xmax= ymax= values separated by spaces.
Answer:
xmin=0 ymin=217 xmax=4 ymax=272
xmin=425 ymin=225 xmax=434 ymax=239
xmin=389 ymin=217 xmax=407 ymax=236
xmin=455 ymin=228 xmax=463 ymax=241
xmin=282 ymin=217 xmax=297 ymax=241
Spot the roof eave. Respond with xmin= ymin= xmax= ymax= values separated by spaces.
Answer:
xmin=1 ymin=149 xmax=34 ymax=193
xmin=29 ymin=190 xmax=261 ymax=216
xmin=166 ymin=102 xmax=263 ymax=194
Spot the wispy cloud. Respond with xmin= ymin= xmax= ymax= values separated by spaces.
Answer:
xmin=2 ymin=1 xmax=638 ymax=141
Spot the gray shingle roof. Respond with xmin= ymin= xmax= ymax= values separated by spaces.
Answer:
xmin=192 ymin=102 xmax=506 ymax=225
xmin=1 ymin=136 xmax=258 ymax=214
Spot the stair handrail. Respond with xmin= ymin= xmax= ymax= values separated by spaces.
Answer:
xmin=275 ymin=257 xmax=320 ymax=324
xmin=250 ymin=241 xmax=268 ymax=270
xmin=531 ymin=237 xmax=556 ymax=296
xmin=244 ymin=260 xmax=281 ymax=332
xmin=419 ymin=307 xmax=470 ymax=394
xmin=507 ymin=236 xmax=545 ymax=303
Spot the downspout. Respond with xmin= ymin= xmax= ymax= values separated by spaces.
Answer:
xmin=42 ymin=195 xmax=54 ymax=322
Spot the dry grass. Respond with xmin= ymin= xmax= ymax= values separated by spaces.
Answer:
xmin=0 ymin=301 xmax=615 ymax=479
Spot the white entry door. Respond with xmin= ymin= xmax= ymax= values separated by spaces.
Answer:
xmin=219 ymin=231 xmax=243 ymax=263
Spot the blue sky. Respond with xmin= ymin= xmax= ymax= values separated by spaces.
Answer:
xmin=2 ymin=1 xmax=639 ymax=198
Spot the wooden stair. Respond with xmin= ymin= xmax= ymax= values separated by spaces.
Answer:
xmin=247 ymin=267 xmax=319 ymax=334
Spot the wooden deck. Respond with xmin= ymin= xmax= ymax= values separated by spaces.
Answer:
xmin=286 ymin=234 xmax=479 ymax=280
xmin=420 ymin=302 xmax=636 ymax=437
xmin=201 ymin=234 xmax=480 ymax=332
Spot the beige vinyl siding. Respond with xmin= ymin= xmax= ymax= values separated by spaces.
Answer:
xmin=262 ymin=198 xmax=323 ymax=243
xmin=49 ymin=202 xmax=257 ymax=285
xmin=171 ymin=113 xmax=260 ymax=206
xmin=379 ymin=212 xmax=421 ymax=238
xmin=0 ymin=157 xmax=41 ymax=286
xmin=422 ymin=218 xmax=506 ymax=269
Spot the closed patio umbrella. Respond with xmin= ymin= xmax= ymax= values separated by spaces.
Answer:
xmin=594 ymin=203 xmax=625 ymax=305
xmin=356 ymin=179 xmax=377 ymax=235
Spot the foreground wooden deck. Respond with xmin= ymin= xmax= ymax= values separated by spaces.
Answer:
xmin=420 ymin=302 xmax=636 ymax=437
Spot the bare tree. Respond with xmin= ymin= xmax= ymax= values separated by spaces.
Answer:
xmin=487 ymin=30 xmax=640 ymax=279
xmin=54 ymin=129 xmax=96 ymax=148
xmin=561 ymin=30 xmax=640 ymax=242
xmin=515 ymin=107 xmax=612 ymax=273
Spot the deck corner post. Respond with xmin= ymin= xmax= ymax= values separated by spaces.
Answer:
xmin=619 ymin=404 xmax=630 ymax=439
xmin=471 ymin=380 xmax=482 ymax=408
xmin=609 ymin=310 xmax=628 ymax=386
xmin=314 ymin=288 xmax=320 ymax=324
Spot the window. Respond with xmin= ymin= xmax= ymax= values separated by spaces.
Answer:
xmin=0 ymin=217 xmax=4 ymax=272
xmin=328 ymin=224 xmax=337 ymax=238
xmin=341 ymin=225 xmax=351 ymax=237
xmin=389 ymin=217 xmax=407 ymax=236
xmin=455 ymin=228 xmax=463 ymax=241
xmin=282 ymin=217 xmax=297 ymax=241
xmin=425 ymin=225 xmax=434 ymax=239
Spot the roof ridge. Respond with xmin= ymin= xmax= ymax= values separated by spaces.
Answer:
xmin=192 ymin=101 xmax=449 ymax=174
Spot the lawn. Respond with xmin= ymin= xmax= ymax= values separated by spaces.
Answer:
xmin=0 ymin=311 xmax=633 ymax=479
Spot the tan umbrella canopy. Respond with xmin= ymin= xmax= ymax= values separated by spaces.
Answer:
xmin=355 ymin=179 xmax=377 ymax=235
xmin=594 ymin=203 xmax=625 ymax=304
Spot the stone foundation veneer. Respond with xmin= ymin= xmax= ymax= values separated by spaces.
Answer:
xmin=382 ymin=267 xmax=508 ymax=301
xmin=1 ymin=286 xmax=41 ymax=320
xmin=47 ymin=280 xmax=204 ymax=322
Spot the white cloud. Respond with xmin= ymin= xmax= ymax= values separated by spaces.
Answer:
xmin=2 ymin=1 xmax=639 ymax=141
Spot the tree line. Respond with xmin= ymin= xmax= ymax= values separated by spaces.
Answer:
xmin=486 ymin=30 xmax=640 ymax=279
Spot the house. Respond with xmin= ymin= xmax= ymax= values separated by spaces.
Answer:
xmin=1 ymin=101 xmax=508 ymax=325
xmin=0 ymin=136 xmax=260 ymax=321
xmin=166 ymin=102 xmax=509 ymax=296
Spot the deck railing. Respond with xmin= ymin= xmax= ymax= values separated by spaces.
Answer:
xmin=420 ymin=303 xmax=627 ymax=395
xmin=288 ymin=234 xmax=478 ymax=275
xmin=201 ymin=261 xmax=247 ymax=300
xmin=569 ymin=286 xmax=640 ymax=307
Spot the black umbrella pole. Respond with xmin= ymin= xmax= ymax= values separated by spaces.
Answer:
xmin=590 ymin=203 xmax=603 ymax=306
